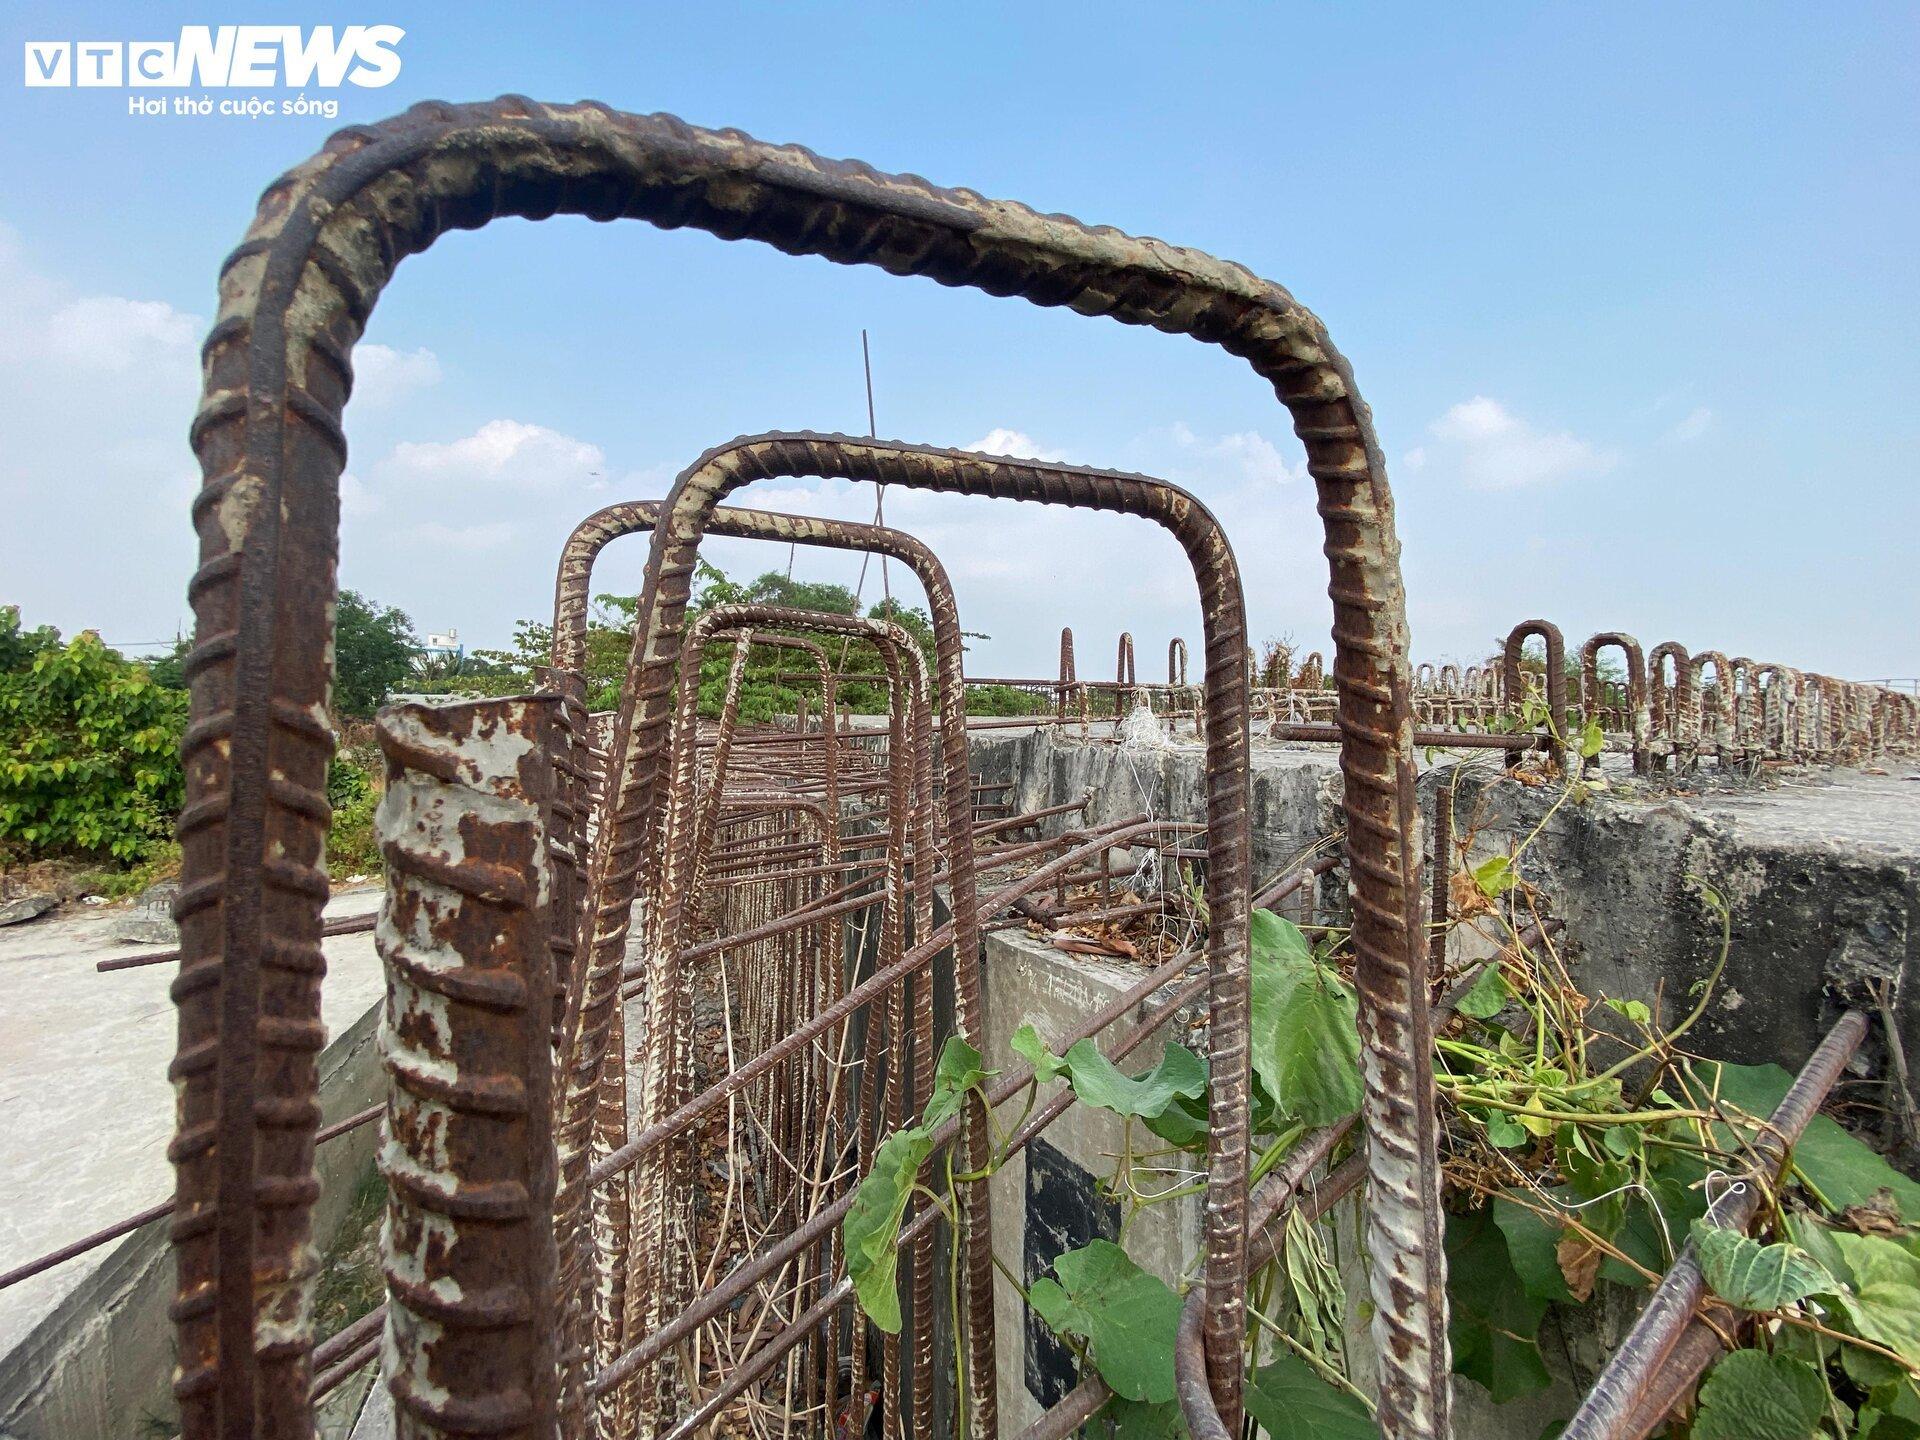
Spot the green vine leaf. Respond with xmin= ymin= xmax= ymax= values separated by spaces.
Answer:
xmin=1691 ymin=1221 xmax=1836 ymax=1311
xmin=1456 ymin=965 xmax=1513 ymax=1020
xmin=1578 ymin=718 xmax=1606 ymax=760
xmin=1026 ymin=1241 xmax=1181 ymax=1404
xmin=1478 ymin=1107 xmax=1530 ymax=1149
xmin=1243 ymin=1351 xmax=1375 ymax=1439
xmin=1602 ymin=996 xmax=1651 ymax=1025
xmin=1104 ymin=1398 xmax=1188 ymax=1439
xmin=1447 ymin=1206 xmax=1553 ymax=1403
xmin=1055 ymin=1039 xmax=1207 ymax=1126
xmin=1473 ymin=855 xmax=1518 ymax=899
xmin=1010 ymin=1023 xmax=1069 ymax=1084
xmin=1690 ymin=1349 xmax=1826 ymax=1440
xmin=921 ymin=1037 xmax=993 ymax=1129
xmin=1679 ymin=1062 xmax=1920 ymax=1221
xmin=1828 ymin=1232 xmax=1920 ymax=1369
xmin=1493 ymin=1193 xmax=1575 ymax=1303
xmin=1249 ymin=910 xmax=1362 ymax=1128
xmin=1251 ymin=906 xmax=1315 ymax=967
xmin=842 ymin=1124 xmax=932 ymax=1334
xmin=1857 ymin=1378 xmax=1920 ymax=1439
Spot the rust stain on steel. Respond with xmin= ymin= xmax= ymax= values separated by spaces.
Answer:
xmin=1647 ymin=641 xmax=1694 ymax=770
xmin=1503 ymin=619 xmax=1569 ymax=773
xmin=550 ymin=496 xmax=970 ymax=1440
xmin=1561 ymin=1009 xmax=1869 ymax=1440
xmin=1689 ymin=650 xmax=1736 ymax=765
xmin=607 ymin=432 xmax=1262 ymax=1430
xmin=1579 ymin=633 xmax=1649 ymax=775
xmin=635 ymin=603 xmax=922 ymax=1434
xmin=1056 ymin=626 xmax=1077 ymax=722
xmin=372 ymin=696 xmax=560 ymax=1440
xmin=177 ymin=98 xmax=1434 ymax=1438
xmin=560 ymin=437 xmax=1271 ymax=1430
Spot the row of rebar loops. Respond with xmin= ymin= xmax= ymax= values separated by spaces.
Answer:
xmin=545 ymin=508 xmax=936 ymax=1436
xmin=1474 ymin=620 xmax=1919 ymax=774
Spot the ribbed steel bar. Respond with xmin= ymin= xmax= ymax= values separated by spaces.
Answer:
xmin=1560 ymin=1008 xmax=1870 ymax=1440
xmin=372 ymin=697 xmax=561 ymax=1440
xmin=1503 ymin=620 xmax=1569 ymax=773
xmin=173 ymin=98 xmax=1433 ymax=1439
xmin=610 ymin=433 xmax=1263 ymax=1429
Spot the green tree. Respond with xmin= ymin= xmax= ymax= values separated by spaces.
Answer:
xmin=743 ymin=571 xmax=859 ymax=616
xmin=0 ymin=606 xmax=187 ymax=861
xmin=333 ymin=590 xmax=418 ymax=719
xmin=146 ymin=634 xmax=193 ymax=690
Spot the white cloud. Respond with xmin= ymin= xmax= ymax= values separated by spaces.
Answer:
xmin=1162 ymin=422 xmax=1304 ymax=486
xmin=43 ymin=295 xmax=199 ymax=371
xmin=339 ymin=472 xmax=382 ymax=518
xmin=1203 ymin=429 xmax=1302 ymax=486
xmin=382 ymin=418 xmax=604 ymax=489
xmin=1669 ymin=406 xmax=1713 ymax=442
xmin=1425 ymin=395 xmax=1613 ymax=491
xmin=1402 ymin=446 xmax=1427 ymax=472
xmin=0 ymin=224 xmax=207 ymax=644
xmin=351 ymin=343 xmax=442 ymax=407
xmin=965 ymin=427 xmax=1067 ymax=462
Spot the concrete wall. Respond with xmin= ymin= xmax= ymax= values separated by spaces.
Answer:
xmin=973 ymin=726 xmax=1920 ymax=1112
xmin=0 ymin=997 xmax=388 ymax=1440
xmin=967 ymin=725 xmax=1920 ymax=1433
xmin=1432 ymin=760 xmax=1918 ymax=1096
xmin=968 ymin=727 xmax=1343 ymax=924
xmin=981 ymin=930 xmax=1204 ymax=1434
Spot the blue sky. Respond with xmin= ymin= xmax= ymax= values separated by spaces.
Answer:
xmin=4 ymin=3 xmax=1916 ymax=680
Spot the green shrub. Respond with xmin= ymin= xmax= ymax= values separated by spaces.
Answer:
xmin=0 ymin=607 xmax=186 ymax=862
xmin=324 ymin=750 xmax=382 ymax=880
xmin=965 ymin=683 xmax=1050 ymax=718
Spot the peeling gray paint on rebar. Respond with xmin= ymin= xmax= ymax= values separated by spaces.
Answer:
xmin=372 ymin=697 xmax=559 ymax=1440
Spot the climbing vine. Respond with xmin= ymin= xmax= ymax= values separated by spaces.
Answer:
xmin=845 ymin=763 xmax=1920 ymax=1439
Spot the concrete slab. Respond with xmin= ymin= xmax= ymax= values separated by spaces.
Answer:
xmin=0 ymin=886 xmax=387 ymax=1358
xmin=1687 ymin=761 xmax=1920 ymax=859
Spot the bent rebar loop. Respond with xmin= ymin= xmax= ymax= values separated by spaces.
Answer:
xmin=1579 ymin=633 xmax=1649 ymax=776
xmin=1806 ymin=674 xmax=1846 ymax=761
xmin=1056 ymin=626 xmax=1077 ymax=722
xmin=613 ymin=428 xmax=1436 ymax=1440
xmin=1725 ymin=657 xmax=1757 ymax=758
xmin=1117 ymin=630 xmax=1138 ymax=711
xmin=1502 ymin=620 xmax=1570 ymax=773
xmin=637 ymin=603 xmax=927 ymax=1435
xmin=551 ymin=491 xmax=959 ymax=1427
xmin=1647 ymin=642 xmax=1694 ymax=770
xmin=1169 ymin=636 xmax=1189 ymax=688
xmin=178 ymin=99 xmax=1428 ymax=1440
xmin=1689 ymin=650 xmax=1736 ymax=767
xmin=1753 ymin=663 xmax=1802 ymax=761
xmin=551 ymin=498 xmax=959 ymax=858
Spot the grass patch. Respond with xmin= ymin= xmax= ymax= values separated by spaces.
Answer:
xmin=313 ymin=1165 xmax=387 ymax=1343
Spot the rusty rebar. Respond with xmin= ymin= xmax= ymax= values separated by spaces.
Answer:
xmin=373 ymin=696 xmax=561 ymax=1440
xmin=178 ymin=99 xmax=1435 ymax=1438
xmin=1559 ymin=1008 xmax=1870 ymax=1440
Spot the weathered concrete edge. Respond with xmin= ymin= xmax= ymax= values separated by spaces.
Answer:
xmin=0 ymin=995 xmax=387 ymax=1440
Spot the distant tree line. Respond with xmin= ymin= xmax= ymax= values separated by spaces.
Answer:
xmin=0 ymin=563 xmax=1044 ymax=877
